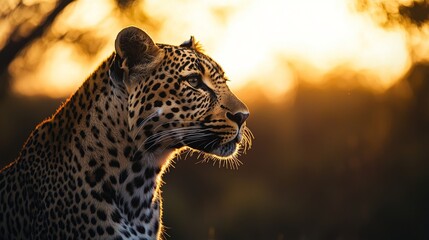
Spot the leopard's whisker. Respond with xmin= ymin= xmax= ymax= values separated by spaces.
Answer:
xmin=133 ymin=109 xmax=162 ymax=139
xmin=133 ymin=127 xmax=210 ymax=157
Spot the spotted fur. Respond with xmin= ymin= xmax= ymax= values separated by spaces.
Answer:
xmin=0 ymin=26 xmax=252 ymax=240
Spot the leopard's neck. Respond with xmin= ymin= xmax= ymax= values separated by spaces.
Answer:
xmin=49 ymin=53 xmax=171 ymax=239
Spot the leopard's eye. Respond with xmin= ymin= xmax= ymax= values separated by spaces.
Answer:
xmin=186 ymin=74 xmax=202 ymax=88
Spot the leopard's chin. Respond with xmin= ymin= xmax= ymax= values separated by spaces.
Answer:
xmin=183 ymin=135 xmax=240 ymax=158
xmin=208 ymin=140 xmax=239 ymax=158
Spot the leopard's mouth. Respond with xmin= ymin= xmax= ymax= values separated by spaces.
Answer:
xmin=209 ymin=139 xmax=239 ymax=157
xmin=184 ymin=133 xmax=241 ymax=158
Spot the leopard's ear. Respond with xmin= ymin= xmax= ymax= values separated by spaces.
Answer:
xmin=115 ymin=26 xmax=162 ymax=69
xmin=180 ymin=36 xmax=203 ymax=52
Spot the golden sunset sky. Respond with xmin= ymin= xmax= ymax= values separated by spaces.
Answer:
xmin=3 ymin=0 xmax=429 ymax=100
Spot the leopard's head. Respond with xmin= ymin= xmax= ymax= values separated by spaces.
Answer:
xmin=112 ymin=27 xmax=252 ymax=167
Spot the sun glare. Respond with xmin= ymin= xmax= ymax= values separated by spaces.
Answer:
xmin=220 ymin=0 xmax=411 ymax=90
xmin=13 ymin=43 xmax=86 ymax=97
xmin=8 ymin=0 xmax=421 ymax=98
xmin=144 ymin=0 xmax=412 ymax=98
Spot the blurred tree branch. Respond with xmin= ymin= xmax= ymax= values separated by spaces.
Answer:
xmin=355 ymin=0 xmax=429 ymax=28
xmin=0 ymin=0 xmax=75 ymax=99
xmin=0 ymin=0 xmax=149 ymax=100
xmin=399 ymin=1 xmax=429 ymax=27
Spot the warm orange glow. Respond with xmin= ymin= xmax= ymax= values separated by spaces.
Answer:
xmin=7 ymin=0 xmax=428 ymax=99
xmin=10 ymin=0 xmax=121 ymax=97
xmin=144 ymin=0 xmax=412 ymax=99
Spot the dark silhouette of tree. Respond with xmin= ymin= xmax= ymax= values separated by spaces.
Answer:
xmin=0 ymin=0 xmax=148 ymax=100
xmin=0 ymin=0 xmax=75 ymax=99
xmin=355 ymin=0 xmax=429 ymax=27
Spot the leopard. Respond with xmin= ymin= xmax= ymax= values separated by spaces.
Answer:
xmin=0 ymin=26 xmax=252 ymax=240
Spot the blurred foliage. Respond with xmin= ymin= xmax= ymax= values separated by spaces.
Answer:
xmin=0 ymin=0 xmax=151 ymax=99
xmin=0 ymin=0 xmax=74 ymax=98
xmin=355 ymin=0 xmax=429 ymax=28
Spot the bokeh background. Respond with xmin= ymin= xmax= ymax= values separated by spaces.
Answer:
xmin=1 ymin=0 xmax=429 ymax=239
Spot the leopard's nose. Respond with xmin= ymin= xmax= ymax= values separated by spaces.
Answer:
xmin=226 ymin=112 xmax=249 ymax=128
